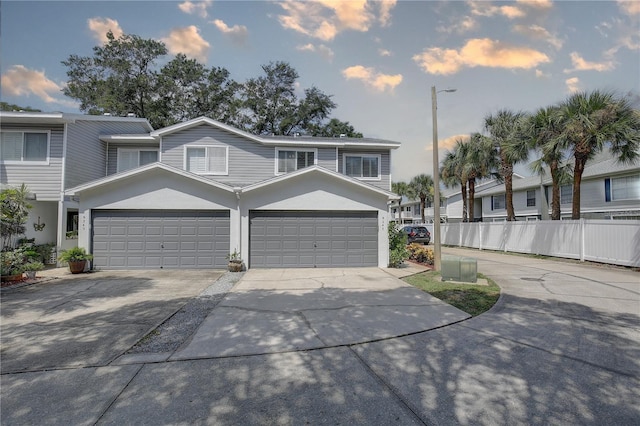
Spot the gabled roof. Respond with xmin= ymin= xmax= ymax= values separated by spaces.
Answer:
xmin=149 ymin=116 xmax=401 ymax=149
xmin=65 ymin=162 xmax=235 ymax=195
xmin=241 ymin=165 xmax=400 ymax=201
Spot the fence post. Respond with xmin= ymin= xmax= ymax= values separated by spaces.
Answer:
xmin=504 ymin=221 xmax=508 ymax=252
xmin=479 ymin=222 xmax=483 ymax=251
xmin=580 ymin=218 xmax=585 ymax=262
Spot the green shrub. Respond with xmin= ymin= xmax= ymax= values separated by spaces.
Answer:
xmin=1 ymin=248 xmax=27 ymax=275
xmin=388 ymin=225 xmax=409 ymax=268
xmin=59 ymin=247 xmax=93 ymax=263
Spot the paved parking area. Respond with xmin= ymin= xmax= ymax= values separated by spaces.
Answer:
xmin=0 ymin=269 xmax=221 ymax=373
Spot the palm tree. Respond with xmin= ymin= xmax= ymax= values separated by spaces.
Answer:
xmin=391 ymin=181 xmax=411 ymax=224
xmin=526 ymin=106 xmax=572 ymax=220
xmin=408 ymin=174 xmax=434 ymax=223
xmin=464 ymin=133 xmax=498 ymax=222
xmin=558 ymin=90 xmax=640 ymax=219
xmin=484 ymin=109 xmax=530 ymax=221
xmin=440 ymin=139 xmax=469 ymax=221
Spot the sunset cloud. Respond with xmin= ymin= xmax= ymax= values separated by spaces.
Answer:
xmin=161 ymin=26 xmax=210 ymax=63
xmin=296 ymin=43 xmax=335 ymax=62
xmin=413 ymin=38 xmax=550 ymax=75
xmin=276 ymin=0 xmax=397 ymax=41
xmin=436 ymin=134 xmax=470 ymax=152
xmin=437 ymin=16 xmax=478 ymax=34
xmin=178 ymin=0 xmax=212 ymax=18
xmin=378 ymin=48 xmax=392 ymax=57
xmin=565 ymin=77 xmax=581 ymax=93
xmin=212 ymin=19 xmax=248 ymax=46
xmin=564 ymin=52 xmax=615 ymax=73
xmin=1 ymin=65 xmax=76 ymax=107
xmin=617 ymin=0 xmax=640 ymax=16
xmin=469 ymin=1 xmax=525 ymax=19
xmin=513 ymin=24 xmax=563 ymax=50
xmin=342 ymin=65 xmax=402 ymax=92
xmin=87 ymin=17 xmax=123 ymax=43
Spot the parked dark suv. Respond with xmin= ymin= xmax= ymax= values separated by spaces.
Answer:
xmin=401 ymin=226 xmax=431 ymax=245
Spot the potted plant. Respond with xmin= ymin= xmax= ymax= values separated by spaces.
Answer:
xmin=226 ymin=250 xmax=244 ymax=272
xmin=59 ymin=247 xmax=93 ymax=274
xmin=1 ymin=248 xmax=26 ymax=282
xmin=23 ymin=261 xmax=44 ymax=279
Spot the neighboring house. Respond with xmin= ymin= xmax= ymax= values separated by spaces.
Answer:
xmin=390 ymin=178 xmax=502 ymax=224
xmin=1 ymin=113 xmax=401 ymax=269
xmin=476 ymin=152 xmax=640 ymax=221
xmin=1 ymin=112 xmax=153 ymax=253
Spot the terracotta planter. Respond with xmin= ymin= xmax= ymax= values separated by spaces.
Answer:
xmin=68 ymin=260 xmax=86 ymax=274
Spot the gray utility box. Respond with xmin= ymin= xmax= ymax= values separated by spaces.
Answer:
xmin=441 ymin=255 xmax=477 ymax=283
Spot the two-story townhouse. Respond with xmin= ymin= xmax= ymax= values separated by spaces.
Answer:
xmin=0 ymin=112 xmax=153 ymax=254
xmin=65 ymin=117 xmax=400 ymax=269
xmin=477 ymin=151 xmax=640 ymax=221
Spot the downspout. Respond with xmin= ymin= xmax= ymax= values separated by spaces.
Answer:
xmin=57 ymin=121 xmax=70 ymax=261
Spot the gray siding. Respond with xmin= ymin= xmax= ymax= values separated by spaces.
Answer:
xmin=66 ymin=120 xmax=152 ymax=188
xmin=0 ymin=123 xmax=64 ymax=200
xmin=317 ymin=147 xmax=337 ymax=171
xmin=161 ymin=125 xmax=274 ymax=186
xmin=338 ymin=148 xmax=391 ymax=191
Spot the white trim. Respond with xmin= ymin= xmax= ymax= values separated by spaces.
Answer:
xmin=116 ymin=147 xmax=159 ymax=173
xmin=274 ymin=147 xmax=318 ymax=175
xmin=0 ymin=129 xmax=51 ymax=165
xmin=241 ymin=165 xmax=399 ymax=201
xmin=183 ymin=145 xmax=229 ymax=176
xmin=342 ymin=153 xmax=382 ymax=181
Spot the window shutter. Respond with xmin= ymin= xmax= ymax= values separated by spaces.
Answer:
xmin=604 ymin=178 xmax=611 ymax=202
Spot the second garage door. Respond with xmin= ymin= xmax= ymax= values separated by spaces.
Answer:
xmin=250 ymin=211 xmax=378 ymax=268
xmin=92 ymin=210 xmax=230 ymax=269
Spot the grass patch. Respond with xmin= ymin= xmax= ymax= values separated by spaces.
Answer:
xmin=403 ymin=271 xmax=500 ymax=317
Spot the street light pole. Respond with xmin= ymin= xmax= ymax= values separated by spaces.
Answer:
xmin=431 ymin=86 xmax=456 ymax=271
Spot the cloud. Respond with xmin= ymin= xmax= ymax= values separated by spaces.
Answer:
xmin=342 ymin=65 xmax=402 ymax=92
xmin=535 ymin=69 xmax=550 ymax=78
xmin=437 ymin=16 xmax=478 ymax=34
xmin=378 ymin=48 xmax=392 ymax=57
xmin=563 ymin=52 xmax=615 ymax=73
xmin=436 ymin=134 xmax=470 ymax=152
xmin=212 ymin=19 xmax=248 ymax=46
xmin=565 ymin=77 xmax=581 ymax=93
xmin=276 ymin=0 xmax=396 ymax=41
xmin=517 ymin=0 xmax=553 ymax=10
xmin=512 ymin=24 xmax=563 ymax=49
xmin=178 ymin=0 xmax=212 ymax=18
xmin=161 ymin=26 xmax=210 ymax=63
xmin=468 ymin=1 xmax=525 ymax=19
xmin=413 ymin=38 xmax=550 ymax=75
xmin=617 ymin=0 xmax=640 ymax=16
xmin=87 ymin=17 xmax=123 ymax=43
xmin=296 ymin=43 xmax=335 ymax=61
xmin=1 ymin=65 xmax=76 ymax=107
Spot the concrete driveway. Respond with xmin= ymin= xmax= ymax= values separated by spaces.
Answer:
xmin=0 ymin=269 xmax=221 ymax=373
xmin=2 ymin=254 xmax=639 ymax=425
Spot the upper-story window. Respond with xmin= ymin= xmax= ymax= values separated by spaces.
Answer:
xmin=344 ymin=154 xmax=380 ymax=180
xmin=491 ymin=194 xmax=505 ymax=210
xmin=276 ymin=148 xmax=316 ymax=174
xmin=526 ymin=190 xmax=536 ymax=207
xmin=185 ymin=146 xmax=228 ymax=175
xmin=0 ymin=130 xmax=49 ymax=164
xmin=610 ymin=174 xmax=640 ymax=201
xmin=117 ymin=148 xmax=158 ymax=172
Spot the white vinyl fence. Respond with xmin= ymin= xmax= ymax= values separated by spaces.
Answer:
xmin=441 ymin=220 xmax=640 ymax=267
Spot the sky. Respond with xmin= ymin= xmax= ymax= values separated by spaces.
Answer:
xmin=1 ymin=0 xmax=639 ymax=182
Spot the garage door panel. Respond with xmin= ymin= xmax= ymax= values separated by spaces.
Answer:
xmin=250 ymin=211 xmax=377 ymax=268
xmin=92 ymin=210 xmax=229 ymax=269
